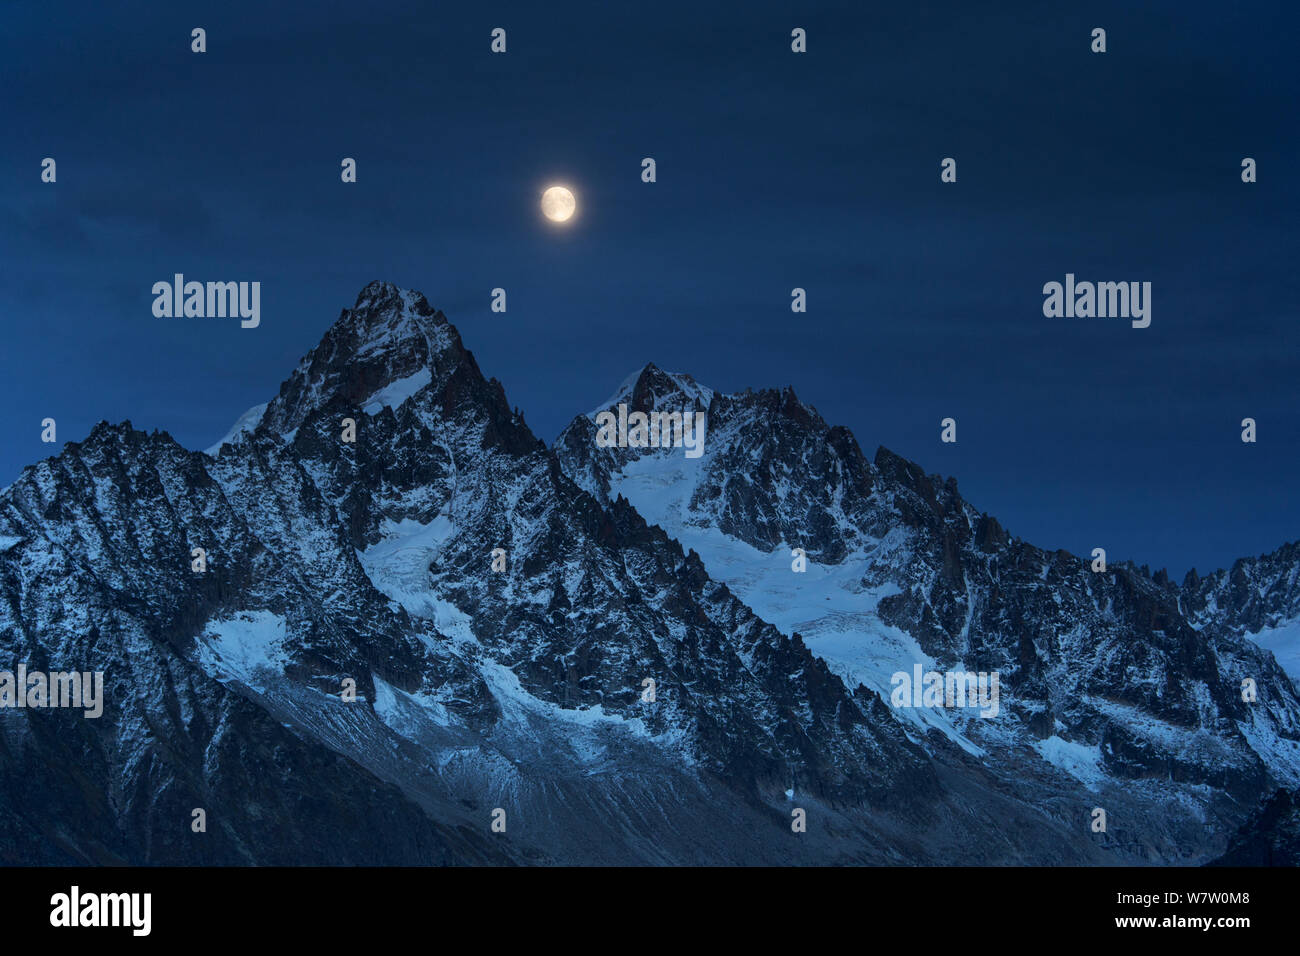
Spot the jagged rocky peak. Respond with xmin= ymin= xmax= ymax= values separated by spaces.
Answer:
xmin=203 ymin=282 xmax=502 ymax=455
xmin=592 ymin=362 xmax=715 ymax=417
xmin=260 ymin=281 xmax=466 ymax=432
xmin=597 ymin=364 xmax=826 ymax=436
xmin=304 ymin=279 xmax=455 ymax=376
xmin=1185 ymin=538 xmax=1300 ymax=634
xmin=557 ymin=367 xmax=888 ymax=565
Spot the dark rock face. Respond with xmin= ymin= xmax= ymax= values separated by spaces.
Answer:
xmin=1184 ymin=540 xmax=1300 ymax=638
xmin=2 ymin=281 xmax=1297 ymax=865
xmin=1207 ymin=788 xmax=1300 ymax=866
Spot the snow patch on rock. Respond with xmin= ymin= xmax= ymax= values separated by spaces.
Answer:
xmin=194 ymin=610 xmax=289 ymax=692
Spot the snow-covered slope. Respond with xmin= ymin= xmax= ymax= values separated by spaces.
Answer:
xmin=204 ymin=402 xmax=268 ymax=455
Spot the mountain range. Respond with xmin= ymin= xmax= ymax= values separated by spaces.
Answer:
xmin=2 ymin=281 xmax=1297 ymax=865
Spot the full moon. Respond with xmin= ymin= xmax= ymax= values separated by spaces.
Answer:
xmin=541 ymin=185 xmax=576 ymax=223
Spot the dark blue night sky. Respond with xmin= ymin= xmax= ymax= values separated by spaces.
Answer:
xmin=1 ymin=0 xmax=1296 ymax=579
